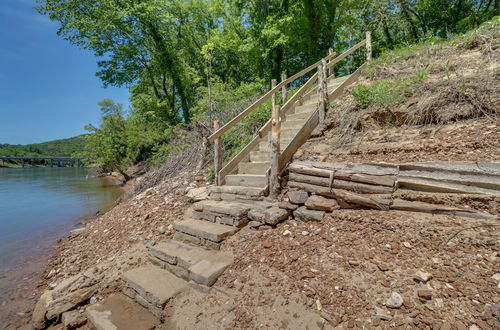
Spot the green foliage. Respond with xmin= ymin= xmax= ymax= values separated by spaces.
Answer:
xmin=353 ymin=69 xmax=428 ymax=108
xmin=0 ymin=135 xmax=87 ymax=158
xmin=37 ymin=0 xmax=499 ymax=172
xmin=84 ymin=99 xmax=129 ymax=177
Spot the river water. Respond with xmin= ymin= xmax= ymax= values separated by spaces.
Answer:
xmin=0 ymin=167 xmax=123 ymax=327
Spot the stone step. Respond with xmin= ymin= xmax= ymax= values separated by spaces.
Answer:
xmin=238 ymin=161 xmax=270 ymax=175
xmin=193 ymin=199 xmax=252 ymax=217
xmin=225 ymin=174 xmax=267 ymax=187
xmin=174 ymin=219 xmax=238 ymax=244
xmin=86 ymin=293 xmax=160 ymax=330
xmin=121 ymin=265 xmax=189 ymax=320
xmin=250 ymin=150 xmax=270 ymax=162
xmin=149 ymin=240 xmax=233 ymax=287
xmin=209 ymin=185 xmax=267 ymax=200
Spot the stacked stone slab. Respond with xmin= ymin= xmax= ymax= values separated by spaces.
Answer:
xmin=191 ymin=199 xmax=251 ymax=227
xmin=148 ymin=240 xmax=233 ymax=287
xmin=121 ymin=264 xmax=189 ymax=320
xmin=209 ymin=185 xmax=267 ymax=202
xmin=173 ymin=199 xmax=254 ymax=249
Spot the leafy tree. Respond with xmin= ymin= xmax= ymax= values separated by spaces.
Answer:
xmin=84 ymin=99 xmax=130 ymax=180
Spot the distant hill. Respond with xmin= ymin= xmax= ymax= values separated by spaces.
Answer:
xmin=0 ymin=135 xmax=88 ymax=157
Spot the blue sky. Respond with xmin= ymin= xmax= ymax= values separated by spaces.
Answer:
xmin=0 ymin=0 xmax=130 ymax=145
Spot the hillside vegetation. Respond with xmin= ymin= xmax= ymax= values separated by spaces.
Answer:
xmin=0 ymin=135 xmax=87 ymax=158
xmin=297 ymin=18 xmax=499 ymax=163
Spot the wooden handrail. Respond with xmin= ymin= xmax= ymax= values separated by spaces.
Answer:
xmin=326 ymin=39 xmax=366 ymax=69
xmin=207 ymin=51 xmax=339 ymax=143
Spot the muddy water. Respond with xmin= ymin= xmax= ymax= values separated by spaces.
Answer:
xmin=0 ymin=167 xmax=123 ymax=328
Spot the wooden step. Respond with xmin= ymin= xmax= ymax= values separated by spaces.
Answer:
xmin=225 ymin=174 xmax=267 ymax=187
xmin=250 ymin=150 xmax=271 ymax=162
xmin=238 ymin=161 xmax=270 ymax=174
xmin=281 ymin=120 xmax=306 ymax=130
xmin=149 ymin=240 xmax=233 ymax=286
xmin=258 ymin=139 xmax=292 ymax=152
xmin=266 ymin=128 xmax=299 ymax=141
xmin=121 ymin=265 xmax=189 ymax=319
xmin=285 ymin=111 xmax=314 ymax=121
xmin=294 ymin=103 xmax=316 ymax=114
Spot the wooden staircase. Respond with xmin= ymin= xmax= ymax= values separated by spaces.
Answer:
xmin=208 ymin=33 xmax=372 ymax=201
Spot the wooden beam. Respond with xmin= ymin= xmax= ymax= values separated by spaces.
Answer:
xmin=269 ymin=79 xmax=280 ymax=199
xmin=328 ymin=48 xmax=335 ymax=78
xmin=326 ymin=39 xmax=367 ymax=70
xmin=317 ymin=59 xmax=328 ymax=125
xmin=281 ymin=72 xmax=288 ymax=104
xmin=366 ymin=31 xmax=372 ymax=62
xmin=213 ymin=120 xmax=222 ymax=186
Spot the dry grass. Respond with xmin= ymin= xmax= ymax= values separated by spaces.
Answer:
xmin=323 ymin=22 xmax=499 ymax=147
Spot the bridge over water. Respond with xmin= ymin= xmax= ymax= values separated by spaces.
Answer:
xmin=0 ymin=156 xmax=87 ymax=168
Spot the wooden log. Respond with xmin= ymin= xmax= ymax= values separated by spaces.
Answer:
xmin=390 ymin=199 xmax=497 ymax=220
xmin=281 ymin=73 xmax=288 ymax=104
xmin=270 ymin=79 xmax=280 ymax=199
xmin=288 ymin=162 xmax=396 ymax=187
xmin=292 ymin=161 xmax=399 ymax=176
xmin=213 ymin=120 xmax=222 ymax=186
xmin=289 ymin=172 xmax=393 ymax=194
xmin=288 ymin=181 xmax=391 ymax=210
xmin=366 ymin=31 xmax=372 ymax=63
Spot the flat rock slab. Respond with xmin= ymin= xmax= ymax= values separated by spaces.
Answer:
xmin=193 ymin=200 xmax=252 ymax=217
xmin=86 ymin=293 xmax=159 ymax=330
xmin=150 ymin=240 xmax=213 ymax=268
xmin=150 ymin=240 xmax=232 ymax=269
xmin=210 ymin=185 xmax=267 ymax=197
xmin=174 ymin=219 xmax=238 ymax=243
xmin=294 ymin=206 xmax=325 ymax=222
xmin=189 ymin=257 xmax=233 ymax=286
xmin=121 ymin=265 xmax=188 ymax=308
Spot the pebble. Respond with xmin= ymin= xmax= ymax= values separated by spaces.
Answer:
xmin=89 ymin=296 xmax=97 ymax=304
xmin=414 ymin=271 xmax=433 ymax=283
xmin=301 ymin=231 xmax=309 ymax=236
xmin=417 ymin=289 xmax=433 ymax=300
xmin=157 ymin=226 xmax=166 ymax=234
xmin=386 ymin=292 xmax=404 ymax=308
xmin=315 ymin=299 xmax=322 ymax=311
xmin=283 ymin=230 xmax=292 ymax=236
xmin=374 ymin=307 xmax=393 ymax=320
xmin=402 ymin=242 xmax=413 ymax=249
xmin=348 ymin=260 xmax=360 ymax=266
xmin=377 ymin=263 xmax=390 ymax=271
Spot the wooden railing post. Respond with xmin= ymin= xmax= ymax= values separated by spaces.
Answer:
xmin=213 ymin=120 xmax=222 ymax=185
xmin=366 ymin=31 xmax=372 ymax=62
xmin=281 ymin=73 xmax=288 ymax=104
xmin=328 ymin=48 xmax=335 ymax=78
xmin=270 ymin=79 xmax=280 ymax=199
xmin=317 ymin=59 xmax=328 ymax=125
